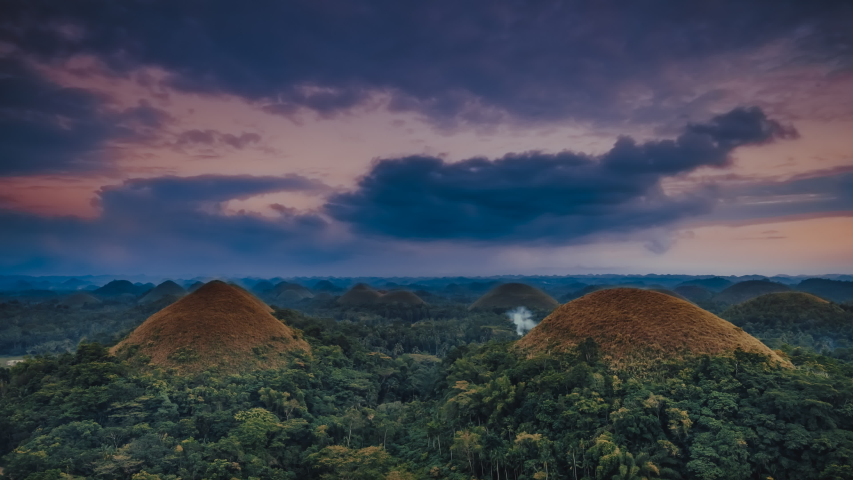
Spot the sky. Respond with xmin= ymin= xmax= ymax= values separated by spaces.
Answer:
xmin=0 ymin=0 xmax=852 ymax=277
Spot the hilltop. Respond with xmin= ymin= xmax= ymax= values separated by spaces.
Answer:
xmin=111 ymin=280 xmax=309 ymax=373
xmin=713 ymin=280 xmax=791 ymax=305
xmin=797 ymin=278 xmax=853 ymax=303
xmin=377 ymin=290 xmax=426 ymax=305
xmin=271 ymin=282 xmax=314 ymax=302
xmin=59 ymin=292 xmax=102 ymax=308
xmin=517 ymin=288 xmax=787 ymax=368
xmin=722 ymin=292 xmax=851 ymax=330
xmin=470 ymin=283 xmax=559 ymax=311
xmin=139 ymin=280 xmax=187 ymax=304
xmin=337 ymin=283 xmax=383 ymax=305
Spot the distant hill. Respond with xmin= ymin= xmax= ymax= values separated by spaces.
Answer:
xmin=187 ymin=281 xmax=204 ymax=293
xmin=95 ymin=280 xmax=148 ymax=297
xmin=721 ymin=292 xmax=851 ymax=330
xmin=313 ymin=280 xmax=344 ymax=292
xmin=271 ymin=282 xmax=314 ymax=302
xmin=517 ymin=288 xmax=787 ymax=368
xmin=111 ymin=280 xmax=309 ymax=373
xmin=675 ymin=277 xmax=733 ymax=292
xmin=470 ymin=283 xmax=559 ymax=311
xmin=797 ymin=278 xmax=853 ymax=303
xmin=377 ymin=290 xmax=426 ymax=306
xmin=59 ymin=292 xmax=102 ymax=308
xmin=337 ymin=283 xmax=383 ymax=305
xmin=674 ymin=285 xmax=714 ymax=303
xmin=560 ymin=285 xmax=615 ymax=302
xmin=251 ymin=280 xmax=275 ymax=294
xmin=713 ymin=280 xmax=792 ymax=305
xmin=139 ymin=280 xmax=187 ymax=304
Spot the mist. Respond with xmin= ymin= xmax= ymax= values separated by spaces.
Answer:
xmin=507 ymin=306 xmax=537 ymax=336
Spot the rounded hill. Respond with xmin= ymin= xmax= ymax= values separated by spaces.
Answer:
xmin=337 ymin=283 xmax=383 ymax=305
xmin=378 ymin=290 xmax=426 ymax=305
xmin=60 ymin=292 xmax=102 ymax=308
xmin=272 ymin=282 xmax=314 ymax=301
xmin=470 ymin=283 xmax=559 ymax=311
xmin=111 ymin=280 xmax=309 ymax=373
xmin=721 ymin=292 xmax=850 ymax=330
xmin=713 ymin=280 xmax=791 ymax=305
xmin=517 ymin=288 xmax=787 ymax=367
xmin=139 ymin=280 xmax=187 ymax=304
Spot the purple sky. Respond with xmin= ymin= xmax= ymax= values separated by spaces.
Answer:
xmin=1 ymin=0 xmax=852 ymax=276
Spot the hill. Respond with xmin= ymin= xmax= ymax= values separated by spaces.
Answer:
xmin=377 ymin=290 xmax=426 ymax=305
xmin=187 ymin=281 xmax=204 ymax=293
xmin=59 ymin=292 xmax=102 ymax=308
xmin=517 ymin=288 xmax=787 ymax=368
xmin=271 ymin=282 xmax=314 ymax=302
xmin=675 ymin=277 xmax=733 ymax=292
xmin=673 ymin=285 xmax=714 ymax=302
xmin=797 ymin=278 xmax=853 ymax=303
xmin=111 ymin=280 xmax=309 ymax=372
xmin=251 ymin=280 xmax=275 ymax=294
xmin=313 ymin=280 xmax=344 ymax=292
xmin=713 ymin=280 xmax=792 ymax=305
xmin=337 ymin=283 xmax=383 ymax=305
xmin=94 ymin=280 xmax=143 ymax=297
xmin=470 ymin=283 xmax=559 ymax=311
xmin=721 ymin=292 xmax=851 ymax=330
xmin=139 ymin=280 xmax=187 ymax=304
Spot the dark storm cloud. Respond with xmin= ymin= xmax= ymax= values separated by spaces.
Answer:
xmin=0 ymin=175 xmax=337 ymax=273
xmin=0 ymin=57 xmax=171 ymax=176
xmin=1 ymin=0 xmax=849 ymax=124
xmin=326 ymin=107 xmax=794 ymax=241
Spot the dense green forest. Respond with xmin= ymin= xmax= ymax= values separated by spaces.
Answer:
xmin=2 ymin=305 xmax=853 ymax=480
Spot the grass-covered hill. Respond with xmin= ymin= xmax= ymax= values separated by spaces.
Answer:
xmin=518 ymin=288 xmax=786 ymax=369
xmin=111 ymin=280 xmax=309 ymax=373
xmin=470 ymin=282 xmax=559 ymax=311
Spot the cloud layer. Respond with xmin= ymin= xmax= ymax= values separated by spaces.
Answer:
xmin=2 ymin=0 xmax=850 ymax=126
xmin=327 ymin=107 xmax=795 ymax=242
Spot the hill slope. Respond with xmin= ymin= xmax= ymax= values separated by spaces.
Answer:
xmin=139 ymin=280 xmax=187 ymax=304
xmin=797 ymin=278 xmax=853 ymax=303
xmin=470 ymin=283 xmax=559 ymax=310
xmin=111 ymin=280 xmax=309 ymax=372
xmin=337 ymin=283 xmax=383 ymax=305
xmin=721 ymin=292 xmax=850 ymax=330
xmin=713 ymin=280 xmax=791 ymax=305
xmin=59 ymin=292 xmax=102 ymax=308
xmin=377 ymin=290 xmax=426 ymax=305
xmin=517 ymin=288 xmax=787 ymax=368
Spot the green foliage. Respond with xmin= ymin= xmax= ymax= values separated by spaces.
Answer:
xmin=1 ymin=300 xmax=853 ymax=479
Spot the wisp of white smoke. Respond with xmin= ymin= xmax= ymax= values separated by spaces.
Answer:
xmin=507 ymin=306 xmax=537 ymax=336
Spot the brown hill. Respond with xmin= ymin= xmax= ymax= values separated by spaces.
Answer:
xmin=470 ymin=283 xmax=559 ymax=311
xmin=59 ymin=292 xmax=102 ymax=308
xmin=337 ymin=283 xmax=383 ymax=305
xmin=111 ymin=280 xmax=309 ymax=372
xmin=517 ymin=288 xmax=787 ymax=368
xmin=139 ymin=280 xmax=187 ymax=304
xmin=378 ymin=290 xmax=426 ymax=305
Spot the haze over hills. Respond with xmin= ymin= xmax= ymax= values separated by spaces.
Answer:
xmin=518 ymin=288 xmax=788 ymax=368
xmin=111 ymin=280 xmax=309 ymax=373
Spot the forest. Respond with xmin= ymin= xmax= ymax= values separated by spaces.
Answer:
xmin=1 ymin=276 xmax=853 ymax=479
